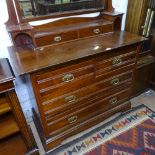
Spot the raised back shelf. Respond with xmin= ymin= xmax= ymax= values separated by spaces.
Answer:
xmin=5 ymin=0 xmax=122 ymax=48
xmin=33 ymin=18 xmax=114 ymax=47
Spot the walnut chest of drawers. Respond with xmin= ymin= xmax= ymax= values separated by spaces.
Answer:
xmin=8 ymin=31 xmax=145 ymax=151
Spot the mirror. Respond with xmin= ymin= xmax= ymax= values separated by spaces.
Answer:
xmin=18 ymin=0 xmax=104 ymax=18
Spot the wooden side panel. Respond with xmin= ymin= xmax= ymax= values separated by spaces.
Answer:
xmin=7 ymin=90 xmax=38 ymax=152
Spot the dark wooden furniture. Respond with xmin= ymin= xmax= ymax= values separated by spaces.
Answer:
xmin=7 ymin=31 xmax=145 ymax=151
xmin=5 ymin=0 xmax=145 ymax=153
xmin=0 ymin=58 xmax=38 ymax=155
xmin=125 ymin=0 xmax=155 ymax=95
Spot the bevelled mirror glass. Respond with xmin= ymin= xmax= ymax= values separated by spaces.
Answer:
xmin=19 ymin=0 xmax=104 ymax=18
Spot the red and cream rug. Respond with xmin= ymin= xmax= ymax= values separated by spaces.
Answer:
xmin=49 ymin=105 xmax=155 ymax=155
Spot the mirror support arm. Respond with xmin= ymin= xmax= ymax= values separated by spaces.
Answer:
xmin=5 ymin=0 xmax=19 ymax=26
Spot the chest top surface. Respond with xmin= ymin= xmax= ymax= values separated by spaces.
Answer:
xmin=7 ymin=31 xmax=145 ymax=76
xmin=0 ymin=58 xmax=14 ymax=84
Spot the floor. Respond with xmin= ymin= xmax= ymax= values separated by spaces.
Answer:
xmin=24 ymin=89 xmax=155 ymax=155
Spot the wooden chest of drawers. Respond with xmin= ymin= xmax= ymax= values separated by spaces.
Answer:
xmin=8 ymin=32 xmax=145 ymax=151
xmin=30 ymin=43 xmax=140 ymax=150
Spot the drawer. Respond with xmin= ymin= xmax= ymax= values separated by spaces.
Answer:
xmin=0 ymin=114 xmax=19 ymax=140
xmin=78 ymin=23 xmax=113 ymax=38
xmin=96 ymin=50 xmax=137 ymax=76
xmin=42 ymin=70 xmax=133 ymax=116
xmin=96 ymin=63 xmax=134 ymax=81
xmin=0 ymin=94 xmax=11 ymax=116
xmin=35 ymin=60 xmax=94 ymax=83
xmin=41 ymin=73 xmax=94 ymax=100
xmin=79 ymin=26 xmax=103 ymax=38
xmin=33 ymin=60 xmax=95 ymax=99
xmin=35 ymin=30 xmax=78 ymax=46
xmin=102 ymin=24 xmax=114 ymax=33
xmin=46 ymin=88 xmax=130 ymax=136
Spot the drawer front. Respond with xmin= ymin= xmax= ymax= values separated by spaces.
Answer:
xmin=96 ymin=63 xmax=135 ymax=81
xmin=33 ymin=60 xmax=95 ymax=99
xmin=79 ymin=26 xmax=103 ymax=38
xmin=35 ymin=30 xmax=78 ymax=46
xmin=102 ymin=24 xmax=113 ymax=33
xmin=46 ymin=83 xmax=131 ymax=122
xmin=42 ymin=70 xmax=133 ymax=116
xmin=35 ymin=60 xmax=94 ymax=83
xmin=96 ymin=50 xmax=137 ymax=76
xmin=46 ymin=88 xmax=130 ymax=136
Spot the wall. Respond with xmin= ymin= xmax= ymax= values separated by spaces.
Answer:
xmin=113 ymin=0 xmax=128 ymax=30
xmin=0 ymin=0 xmax=12 ymax=58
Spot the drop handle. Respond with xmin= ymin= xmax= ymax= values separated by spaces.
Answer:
xmin=93 ymin=28 xmax=101 ymax=34
xmin=68 ymin=116 xmax=78 ymax=124
xmin=111 ymin=78 xmax=120 ymax=86
xmin=65 ymin=95 xmax=76 ymax=103
xmin=62 ymin=73 xmax=74 ymax=83
xmin=54 ymin=36 xmax=62 ymax=42
xmin=112 ymin=57 xmax=122 ymax=66
xmin=109 ymin=97 xmax=118 ymax=105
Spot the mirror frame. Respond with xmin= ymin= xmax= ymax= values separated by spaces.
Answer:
xmin=11 ymin=0 xmax=112 ymax=23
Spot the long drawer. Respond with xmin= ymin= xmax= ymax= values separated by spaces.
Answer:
xmin=46 ymin=88 xmax=131 ymax=136
xmin=42 ymin=69 xmax=133 ymax=116
xmin=96 ymin=50 xmax=137 ymax=77
xmin=34 ymin=60 xmax=95 ymax=99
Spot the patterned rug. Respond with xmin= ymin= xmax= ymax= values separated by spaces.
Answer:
xmin=49 ymin=105 xmax=155 ymax=155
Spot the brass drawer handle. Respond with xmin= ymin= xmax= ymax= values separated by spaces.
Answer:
xmin=65 ymin=95 xmax=76 ymax=103
xmin=109 ymin=97 xmax=118 ymax=105
xmin=93 ymin=28 xmax=101 ymax=34
xmin=54 ymin=36 xmax=62 ymax=42
xmin=62 ymin=73 xmax=74 ymax=83
xmin=111 ymin=78 xmax=120 ymax=86
xmin=68 ymin=116 xmax=78 ymax=124
xmin=112 ymin=57 xmax=122 ymax=66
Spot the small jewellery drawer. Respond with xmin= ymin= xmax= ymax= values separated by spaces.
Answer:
xmin=102 ymin=24 xmax=113 ymax=33
xmin=33 ymin=60 xmax=95 ymax=99
xmin=79 ymin=26 xmax=103 ymax=38
xmin=46 ymin=88 xmax=130 ymax=136
xmin=35 ymin=30 xmax=78 ymax=46
xmin=42 ymin=70 xmax=132 ymax=116
xmin=96 ymin=50 xmax=137 ymax=76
